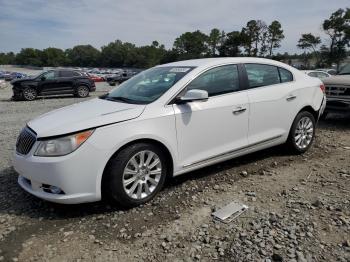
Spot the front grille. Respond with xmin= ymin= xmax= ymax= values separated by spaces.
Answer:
xmin=16 ymin=127 xmax=37 ymax=155
xmin=325 ymin=86 xmax=350 ymax=97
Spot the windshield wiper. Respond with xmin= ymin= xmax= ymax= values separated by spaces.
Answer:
xmin=101 ymin=96 xmax=144 ymax=104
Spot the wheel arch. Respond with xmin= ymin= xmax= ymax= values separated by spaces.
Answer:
xmin=100 ymin=138 xmax=174 ymax=197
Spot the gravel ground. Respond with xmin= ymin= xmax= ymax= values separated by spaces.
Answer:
xmin=0 ymin=77 xmax=349 ymax=262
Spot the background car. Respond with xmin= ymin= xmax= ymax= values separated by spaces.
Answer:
xmin=303 ymin=70 xmax=331 ymax=80
xmin=315 ymin=68 xmax=337 ymax=75
xmin=11 ymin=69 xmax=96 ymax=101
xmin=322 ymin=64 xmax=350 ymax=118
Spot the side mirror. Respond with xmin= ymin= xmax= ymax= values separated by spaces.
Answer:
xmin=40 ymin=76 xmax=46 ymax=81
xmin=177 ymin=89 xmax=209 ymax=103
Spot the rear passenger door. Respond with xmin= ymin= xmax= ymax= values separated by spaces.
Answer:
xmin=56 ymin=71 xmax=77 ymax=94
xmin=243 ymin=63 xmax=296 ymax=145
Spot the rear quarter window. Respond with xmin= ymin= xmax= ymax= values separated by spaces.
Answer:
xmin=278 ymin=68 xmax=293 ymax=83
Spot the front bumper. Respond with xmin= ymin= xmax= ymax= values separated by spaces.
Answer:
xmin=324 ymin=96 xmax=350 ymax=112
xmin=13 ymin=140 xmax=107 ymax=204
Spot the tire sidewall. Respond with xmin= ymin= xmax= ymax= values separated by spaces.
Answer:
xmin=104 ymin=143 xmax=167 ymax=207
xmin=289 ymin=111 xmax=316 ymax=153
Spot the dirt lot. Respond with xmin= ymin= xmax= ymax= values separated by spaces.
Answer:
xmin=0 ymin=78 xmax=349 ymax=262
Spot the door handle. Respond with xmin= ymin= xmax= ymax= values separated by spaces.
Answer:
xmin=286 ymin=95 xmax=297 ymax=101
xmin=232 ymin=106 xmax=247 ymax=115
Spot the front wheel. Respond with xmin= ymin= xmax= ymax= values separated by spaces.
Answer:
xmin=75 ymin=86 xmax=89 ymax=98
xmin=22 ymin=87 xmax=37 ymax=101
xmin=102 ymin=143 xmax=167 ymax=207
xmin=286 ymin=111 xmax=316 ymax=154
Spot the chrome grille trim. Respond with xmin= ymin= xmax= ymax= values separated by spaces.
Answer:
xmin=16 ymin=127 xmax=37 ymax=155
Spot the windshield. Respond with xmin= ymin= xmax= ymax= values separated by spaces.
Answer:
xmin=338 ymin=64 xmax=350 ymax=75
xmin=103 ymin=66 xmax=194 ymax=104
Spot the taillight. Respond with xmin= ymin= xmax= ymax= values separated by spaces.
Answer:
xmin=320 ymin=84 xmax=326 ymax=94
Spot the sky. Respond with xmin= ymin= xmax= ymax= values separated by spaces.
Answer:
xmin=0 ymin=0 xmax=349 ymax=54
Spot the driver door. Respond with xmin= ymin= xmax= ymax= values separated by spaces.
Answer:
xmin=38 ymin=71 xmax=59 ymax=95
xmin=172 ymin=64 xmax=249 ymax=169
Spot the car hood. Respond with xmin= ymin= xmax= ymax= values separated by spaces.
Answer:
xmin=11 ymin=77 xmax=34 ymax=85
xmin=322 ymin=75 xmax=350 ymax=86
xmin=28 ymin=98 xmax=146 ymax=138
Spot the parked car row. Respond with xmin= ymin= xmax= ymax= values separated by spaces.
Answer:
xmin=0 ymin=71 xmax=28 ymax=81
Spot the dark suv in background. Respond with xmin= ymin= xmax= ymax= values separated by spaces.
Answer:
xmin=11 ymin=69 xmax=96 ymax=101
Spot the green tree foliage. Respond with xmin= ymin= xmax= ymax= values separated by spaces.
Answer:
xmin=241 ymin=20 xmax=267 ymax=56
xmin=0 ymin=52 xmax=16 ymax=64
xmin=297 ymin=33 xmax=321 ymax=65
xmin=322 ymin=8 xmax=350 ymax=69
xmin=41 ymin=48 xmax=66 ymax=67
xmin=267 ymin=21 xmax=285 ymax=56
xmin=65 ymin=45 xmax=100 ymax=67
xmin=173 ymin=30 xmax=209 ymax=59
xmin=15 ymin=48 xmax=43 ymax=66
xmin=207 ymin=28 xmax=222 ymax=56
xmin=218 ymin=31 xmax=243 ymax=57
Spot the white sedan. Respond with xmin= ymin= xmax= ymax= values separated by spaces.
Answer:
xmin=13 ymin=58 xmax=326 ymax=207
xmin=302 ymin=70 xmax=331 ymax=80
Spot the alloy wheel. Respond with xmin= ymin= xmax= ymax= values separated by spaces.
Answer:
xmin=294 ymin=116 xmax=314 ymax=149
xmin=122 ymin=150 xmax=162 ymax=200
xmin=23 ymin=88 xmax=36 ymax=100
xmin=77 ymin=86 xmax=89 ymax=97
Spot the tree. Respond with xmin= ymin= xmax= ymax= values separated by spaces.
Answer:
xmin=173 ymin=30 xmax=209 ymax=59
xmin=207 ymin=28 xmax=221 ymax=56
xmin=218 ymin=31 xmax=243 ymax=57
xmin=41 ymin=48 xmax=66 ymax=67
xmin=267 ymin=21 xmax=284 ymax=56
xmin=0 ymin=52 xmax=16 ymax=64
xmin=15 ymin=48 xmax=43 ymax=66
xmin=297 ymin=33 xmax=321 ymax=65
xmin=322 ymin=8 xmax=350 ymax=69
xmin=241 ymin=20 xmax=267 ymax=56
xmin=65 ymin=45 xmax=100 ymax=67
xmin=100 ymin=40 xmax=138 ymax=67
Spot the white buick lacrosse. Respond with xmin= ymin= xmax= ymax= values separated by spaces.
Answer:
xmin=13 ymin=58 xmax=326 ymax=207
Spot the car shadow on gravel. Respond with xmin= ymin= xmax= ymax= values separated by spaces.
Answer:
xmin=319 ymin=113 xmax=350 ymax=130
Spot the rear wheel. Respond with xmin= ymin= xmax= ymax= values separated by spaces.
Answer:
xmin=22 ymin=87 xmax=37 ymax=101
xmin=76 ymin=86 xmax=89 ymax=98
xmin=286 ymin=111 xmax=316 ymax=154
xmin=103 ymin=143 xmax=167 ymax=207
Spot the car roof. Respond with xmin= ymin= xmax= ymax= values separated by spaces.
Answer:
xmin=158 ymin=57 xmax=292 ymax=69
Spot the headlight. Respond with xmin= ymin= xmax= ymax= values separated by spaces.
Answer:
xmin=34 ymin=129 xmax=94 ymax=157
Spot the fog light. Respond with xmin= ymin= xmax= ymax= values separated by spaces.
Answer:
xmin=49 ymin=186 xmax=63 ymax=194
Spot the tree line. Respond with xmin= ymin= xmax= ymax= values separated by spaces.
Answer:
xmin=297 ymin=8 xmax=350 ymax=70
xmin=0 ymin=8 xmax=349 ymax=69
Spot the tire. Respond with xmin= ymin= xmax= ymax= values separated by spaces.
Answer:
xmin=22 ymin=87 xmax=37 ymax=101
xmin=102 ymin=143 xmax=168 ymax=207
xmin=286 ymin=111 xmax=316 ymax=154
xmin=75 ymin=86 xmax=89 ymax=98
xmin=108 ymin=81 xmax=116 ymax=86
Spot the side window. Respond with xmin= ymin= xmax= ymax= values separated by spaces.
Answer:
xmin=59 ymin=71 xmax=74 ymax=77
xmin=43 ymin=71 xmax=56 ymax=80
xmin=245 ymin=64 xmax=280 ymax=88
xmin=279 ymin=68 xmax=293 ymax=83
xmin=316 ymin=72 xmax=328 ymax=79
xmin=187 ymin=65 xmax=240 ymax=97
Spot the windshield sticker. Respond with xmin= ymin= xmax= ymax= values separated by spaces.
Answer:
xmin=169 ymin=68 xmax=191 ymax=73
